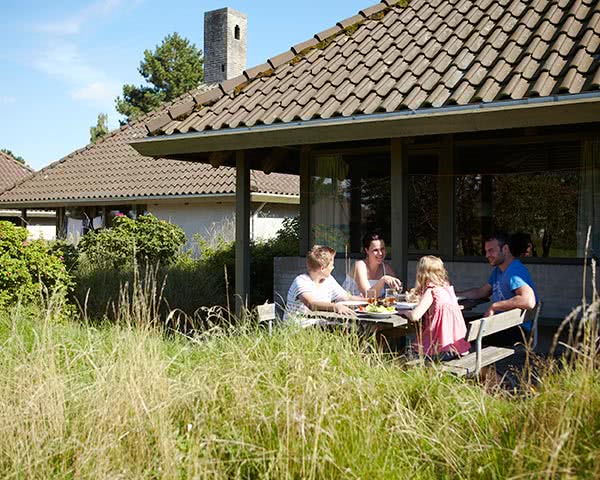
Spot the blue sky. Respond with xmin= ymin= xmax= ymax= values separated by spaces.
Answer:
xmin=0 ymin=0 xmax=372 ymax=170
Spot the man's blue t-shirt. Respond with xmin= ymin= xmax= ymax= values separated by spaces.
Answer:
xmin=488 ymin=259 xmax=537 ymax=331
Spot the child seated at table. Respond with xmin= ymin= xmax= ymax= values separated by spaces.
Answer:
xmin=284 ymin=245 xmax=358 ymax=326
xmin=404 ymin=256 xmax=471 ymax=359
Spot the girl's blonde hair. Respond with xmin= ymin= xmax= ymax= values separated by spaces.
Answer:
xmin=414 ymin=255 xmax=449 ymax=295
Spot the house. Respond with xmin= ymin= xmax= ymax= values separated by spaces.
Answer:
xmin=0 ymin=8 xmax=299 ymax=247
xmin=131 ymin=0 xmax=600 ymax=318
xmin=0 ymin=150 xmax=55 ymax=239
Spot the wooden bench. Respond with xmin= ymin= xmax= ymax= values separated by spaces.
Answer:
xmin=441 ymin=308 xmax=526 ymax=378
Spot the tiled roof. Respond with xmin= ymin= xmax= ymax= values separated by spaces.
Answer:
xmin=146 ymin=0 xmax=600 ymax=136
xmin=0 ymin=150 xmax=33 ymax=191
xmin=0 ymin=87 xmax=299 ymax=206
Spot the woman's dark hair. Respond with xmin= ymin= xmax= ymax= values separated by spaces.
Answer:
xmin=362 ymin=231 xmax=385 ymax=251
xmin=510 ymin=232 xmax=535 ymax=257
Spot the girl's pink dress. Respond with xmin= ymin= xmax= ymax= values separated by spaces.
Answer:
xmin=416 ymin=284 xmax=471 ymax=357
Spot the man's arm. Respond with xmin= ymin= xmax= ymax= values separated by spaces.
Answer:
xmin=457 ymin=283 xmax=492 ymax=300
xmin=484 ymin=284 xmax=536 ymax=317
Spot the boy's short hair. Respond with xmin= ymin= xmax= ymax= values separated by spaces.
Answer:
xmin=306 ymin=245 xmax=336 ymax=271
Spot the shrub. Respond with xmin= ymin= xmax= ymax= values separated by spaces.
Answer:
xmin=75 ymin=217 xmax=299 ymax=320
xmin=0 ymin=221 xmax=74 ymax=307
xmin=78 ymin=214 xmax=186 ymax=270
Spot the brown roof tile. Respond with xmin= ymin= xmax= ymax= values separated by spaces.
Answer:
xmin=0 ymin=89 xmax=298 ymax=205
xmin=0 ymin=151 xmax=33 ymax=192
xmin=142 ymin=0 xmax=600 ymax=137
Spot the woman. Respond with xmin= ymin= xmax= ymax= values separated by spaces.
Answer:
xmin=343 ymin=232 xmax=402 ymax=297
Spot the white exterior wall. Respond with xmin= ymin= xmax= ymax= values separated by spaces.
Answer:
xmin=251 ymin=203 xmax=298 ymax=241
xmin=149 ymin=202 xmax=237 ymax=250
xmin=149 ymin=200 xmax=298 ymax=251
xmin=27 ymin=220 xmax=56 ymax=240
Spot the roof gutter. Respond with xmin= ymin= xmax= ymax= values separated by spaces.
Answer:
xmin=0 ymin=192 xmax=299 ymax=209
xmin=130 ymin=93 xmax=600 ymax=157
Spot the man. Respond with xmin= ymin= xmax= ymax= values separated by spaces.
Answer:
xmin=459 ymin=232 xmax=537 ymax=332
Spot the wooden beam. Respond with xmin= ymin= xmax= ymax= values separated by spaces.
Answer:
xmin=56 ymin=207 xmax=67 ymax=240
xmin=439 ymin=135 xmax=454 ymax=258
xmin=20 ymin=209 xmax=27 ymax=228
xmin=391 ymin=139 xmax=408 ymax=286
xmin=235 ymin=150 xmax=251 ymax=314
xmin=299 ymin=146 xmax=311 ymax=255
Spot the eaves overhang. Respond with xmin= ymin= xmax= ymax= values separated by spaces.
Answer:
xmin=0 ymin=191 xmax=299 ymax=209
xmin=130 ymin=93 xmax=600 ymax=158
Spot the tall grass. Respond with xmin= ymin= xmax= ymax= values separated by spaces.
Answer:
xmin=1 ymin=288 xmax=599 ymax=478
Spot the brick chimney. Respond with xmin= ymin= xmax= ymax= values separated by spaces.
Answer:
xmin=204 ymin=7 xmax=247 ymax=84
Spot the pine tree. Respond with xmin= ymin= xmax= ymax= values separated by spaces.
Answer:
xmin=115 ymin=33 xmax=204 ymax=123
xmin=90 ymin=113 xmax=109 ymax=144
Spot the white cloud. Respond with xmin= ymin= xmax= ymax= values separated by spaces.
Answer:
xmin=31 ymin=43 xmax=119 ymax=109
xmin=71 ymin=81 xmax=121 ymax=105
xmin=34 ymin=0 xmax=124 ymax=36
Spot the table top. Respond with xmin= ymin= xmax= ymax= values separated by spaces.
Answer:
xmin=306 ymin=310 xmax=410 ymax=328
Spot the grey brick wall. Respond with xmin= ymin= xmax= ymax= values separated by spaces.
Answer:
xmin=204 ymin=7 xmax=247 ymax=84
xmin=274 ymin=257 xmax=595 ymax=322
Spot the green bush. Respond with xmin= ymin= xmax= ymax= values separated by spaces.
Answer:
xmin=78 ymin=214 xmax=186 ymax=270
xmin=75 ymin=217 xmax=299 ymax=320
xmin=0 ymin=221 xmax=74 ymax=307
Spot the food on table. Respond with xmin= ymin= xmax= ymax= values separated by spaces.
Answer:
xmin=357 ymin=304 xmax=396 ymax=313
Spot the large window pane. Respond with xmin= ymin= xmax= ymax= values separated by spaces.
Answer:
xmin=311 ymin=154 xmax=351 ymax=252
xmin=310 ymin=152 xmax=391 ymax=254
xmin=407 ymin=153 xmax=439 ymax=252
xmin=455 ymin=141 xmax=583 ymax=258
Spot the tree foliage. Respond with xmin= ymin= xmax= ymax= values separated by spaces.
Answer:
xmin=0 ymin=221 xmax=74 ymax=307
xmin=78 ymin=214 xmax=186 ymax=270
xmin=89 ymin=113 xmax=109 ymax=144
xmin=115 ymin=33 xmax=204 ymax=123
xmin=1 ymin=148 xmax=26 ymax=165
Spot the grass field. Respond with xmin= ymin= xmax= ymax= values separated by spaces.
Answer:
xmin=1 ymin=295 xmax=599 ymax=479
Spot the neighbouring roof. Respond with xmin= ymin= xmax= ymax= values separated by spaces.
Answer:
xmin=0 ymin=86 xmax=299 ymax=207
xmin=145 ymin=0 xmax=600 ymax=137
xmin=0 ymin=150 xmax=33 ymax=191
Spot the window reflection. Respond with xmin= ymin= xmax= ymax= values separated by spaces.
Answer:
xmin=455 ymin=141 xmax=582 ymax=257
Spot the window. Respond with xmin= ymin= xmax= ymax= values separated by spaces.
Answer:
xmin=407 ymin=153 xmax=439 ymax=252
xmin=234 ymin=25 xmax=240 ymax=40
xmin=310 ymin=150 xmax=391 ymax=254
xmin=455 ymin=141 xmax=584 ymax=258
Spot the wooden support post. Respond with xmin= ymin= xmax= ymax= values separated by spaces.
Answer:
xmin=20 ymin=209 xmax=28 ymax=228
xmin=235 ymin=150 xmax=251 ymax=315
xmin=56 ymin=207 xmax=67 ymax=240
xmin=439 ymin=134 xmax=454 ymax=259
xmin=391 ymin=139 xmax=409 ymax=285
xmin=299 ymin=146 xmax=311 ymax=255
xmin=350 ymin=164 xmax=362 ymax=254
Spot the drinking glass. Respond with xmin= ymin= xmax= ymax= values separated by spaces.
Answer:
xmin=367 ymin=288 xmax=377 ymax=304
xmin=384 ymin=288 xmax=399 ymax=306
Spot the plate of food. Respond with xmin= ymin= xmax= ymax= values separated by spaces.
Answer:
xmin=356 ymin=304 xmax=396 ymax=318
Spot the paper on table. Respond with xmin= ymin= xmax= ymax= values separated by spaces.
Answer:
xmin=395 ymin=302 xmax=417 ymax=310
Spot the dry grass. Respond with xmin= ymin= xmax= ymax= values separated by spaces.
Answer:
xmin=1 ymin=295 xmax=599 ymax=478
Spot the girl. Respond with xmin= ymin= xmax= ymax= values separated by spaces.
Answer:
xmin=405 ymin=256 xmax=470 ymax=359
xmin=343 ymin=232 xmax=402 ymax=297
